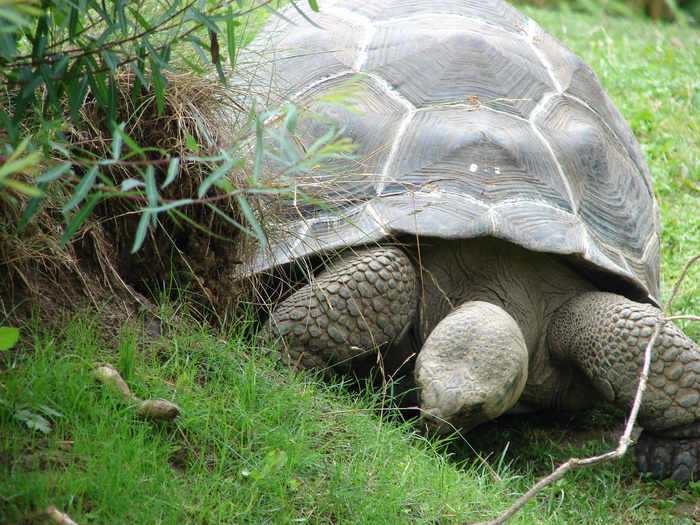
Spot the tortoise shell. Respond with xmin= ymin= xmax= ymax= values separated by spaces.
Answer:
xmin=237 ymin=0 xmax=660 ymax=304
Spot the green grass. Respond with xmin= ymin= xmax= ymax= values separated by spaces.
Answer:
xmin=4 ymin=308 xmax=699 ymax=524
xmin=3 ymin=4 xmax=700 ymax=525
xmin=0 ymin=312 xmax=511 ymax=524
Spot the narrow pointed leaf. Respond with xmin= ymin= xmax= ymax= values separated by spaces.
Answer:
xmin=161 ymin=157 xmax=180 ymax=189
xmin=60 ymin=194 xmax=101 ymax=247
xmin=236 ymin=194 xmax=266 ymax=249
xmin=131 ymin=211 xmax=153 ymax=253
xmin=18 ymin=181 xmax=49 ymax=229
xmin=62 ymin=164 xmax=98 ymax=213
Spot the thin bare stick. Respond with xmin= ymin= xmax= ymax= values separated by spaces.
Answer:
xmin=45 ymin=504 xmax=80 ymax=525
xmin=92 ymin=363 xmax=180 ymax=421
xmin=464 ymin=251 xmax=700 ymax=525
xmin=666 ymin=315 xmax=700 ymax=323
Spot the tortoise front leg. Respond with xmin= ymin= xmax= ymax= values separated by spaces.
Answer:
xmin=259 ymin=246 xmax=417 ymax=375
xmin=547 ymin=291 xmax=700 ymax=482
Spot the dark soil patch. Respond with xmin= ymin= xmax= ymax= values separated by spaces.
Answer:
xmin=447 ymin=406 xmax=631 ymax=476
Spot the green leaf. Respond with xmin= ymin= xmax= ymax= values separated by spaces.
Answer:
xmin=284 ymin=104 xmax=298 ymax=135
xmin=131 ymin=211 xmax=153 ymax=253
xmin=252 ymin=117 xmax=263 ymax=183
xmin=0 ymin=152 xmax=42 ymax=179
xmin=68 ymin=4 xmax=81 ymax=40
xmin=204 ymin=202 xmax=253 ymax=237
xmin=0 ymin=6 xmax=33 ymax=30
xmin=149 ymin=56 xmax=165 ymax=114
xmin=14 ymin=409 xmax=52 ymax=434
xmin=143 ymin=198 xmax=195 ymax=213
xmin=185 ymin=133 xmax=199 ymax=154
xmin=198 ymin=168 xmax=223 ymax=198
xmin=113 ymin=124 xmax=145 ymax=159
xmin=190 ymin=9 xmax=220 ymax=34
xmin=226 ymin=18 xmax=237 ymax=69
xmin=18 ymin=181 xmax=49 ymax=229
xmin=307 ymin=0 xmax=319 ymax=12
xmin=60 ymin=194 xmax=101 ymax=247
xmin=214 ymin=59 xmax=226 ymax=86
xmin=0 ymin=176 xmax=43 ymax=197
xmin=241 ymin=468 xmax=261 ymax=481
xmin=181 ymin=55 xmax=206 ymax=75
xmin=86 ymin=60 xmax=109 ymax=110
xmin=36 ymin=162 xmax=71 ymax=183
xmin=0 ymin=327 xmax=19 ymax=351
xmin=129 ymin=51 xmax=148 ymax=87
xmin=2 ymin=134 xmax=31 ymax=163
xmin=69 ymin=73 xmax=90 ymax=123
xmin=111 ymin=124 xmax=124 ymax=159
xmin=264 ymin=449 xmax=288 ymax=472
xmin=161 ymin=157 xmax=180 ymax=189
xmin=128 ymin=7 xmax=153 ymax=31
xmin=236 ymin=194 xmax=266 ymax=249
xmin=197 ymin=152 xmax=239 ymax=197
xmin=144 ymin=165 xmax=158 ymax=209
xmin=62 ymin=164 xmax=98 ymax=213
xmin=106 ymin=77 xmax=117 ymax=125
xmin=120 ymin=178 xmax=145 ymax=192
xmin=186 ymin=37 xmax=209 ymax=66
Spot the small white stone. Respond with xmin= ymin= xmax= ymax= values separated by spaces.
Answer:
xmin=469 ymin=163 xmax=478 ymax=172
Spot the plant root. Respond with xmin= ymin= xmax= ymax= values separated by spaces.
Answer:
xmin=92 ymin=363 xmax=179 ymax=421
xmin=45 ymin=504 xmax=80 ymax=525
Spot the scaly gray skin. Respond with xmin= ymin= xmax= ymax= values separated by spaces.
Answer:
xmin=260 ymin=238 xmax=700 ymax=482
xmin=262 ymin=247 xmax=417 ymax=374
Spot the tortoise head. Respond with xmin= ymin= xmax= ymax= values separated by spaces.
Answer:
xmin=415 ymin=301 xmax=529 ymax=436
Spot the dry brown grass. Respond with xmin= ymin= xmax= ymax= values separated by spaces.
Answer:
xmin=0 ymin=65 xmax=256 ymax=332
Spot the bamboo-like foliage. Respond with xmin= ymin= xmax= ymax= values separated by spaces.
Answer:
xmin=0 ymin=0 xmax=341 ymax=251
xmin=0 ymin=0 xmax=357 ymax=322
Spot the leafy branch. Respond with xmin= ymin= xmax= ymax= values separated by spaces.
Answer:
xmin=1 ymin=0 xmax=346 ymax=259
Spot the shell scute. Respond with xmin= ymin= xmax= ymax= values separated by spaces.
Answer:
xmin=238 ymin=0 xmax=660 ymax=304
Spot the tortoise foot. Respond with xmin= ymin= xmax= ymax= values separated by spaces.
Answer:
xmin=260 ymin=246 xmax=417 ymax=374
xmin=635 ymin=430 xmax=700 ymax=483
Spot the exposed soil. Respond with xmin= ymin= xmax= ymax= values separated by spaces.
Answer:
xmin=0 ymin=203 xmax=247 ymax=342
xmin=0 ymin=70 xmax=254 ymax=341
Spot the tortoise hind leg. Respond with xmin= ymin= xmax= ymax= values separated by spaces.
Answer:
xmin=547 ymin=291 xmax=700 ymax=482
xmin=635 ymin=431 xmax=700 ymax=482
xmin=259 ymin=246 xmax=417 ymax=375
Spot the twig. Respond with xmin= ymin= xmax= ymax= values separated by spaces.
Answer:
xmin=45 ymin=504 xmax=80 ymax=525
xmin=464 ymin=251 xmax=700 ymax=525
xmin=666 ymin=315 xmax=700 ymax=323
xmin=92 ymin=363 xmax=180 ymax=421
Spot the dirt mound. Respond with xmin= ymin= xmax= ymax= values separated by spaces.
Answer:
xmin=0 ymin=71 xmax=255 ymax=338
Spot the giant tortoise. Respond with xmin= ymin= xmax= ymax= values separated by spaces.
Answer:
xmin=237 ymin=0 xmax=700 ymax=481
